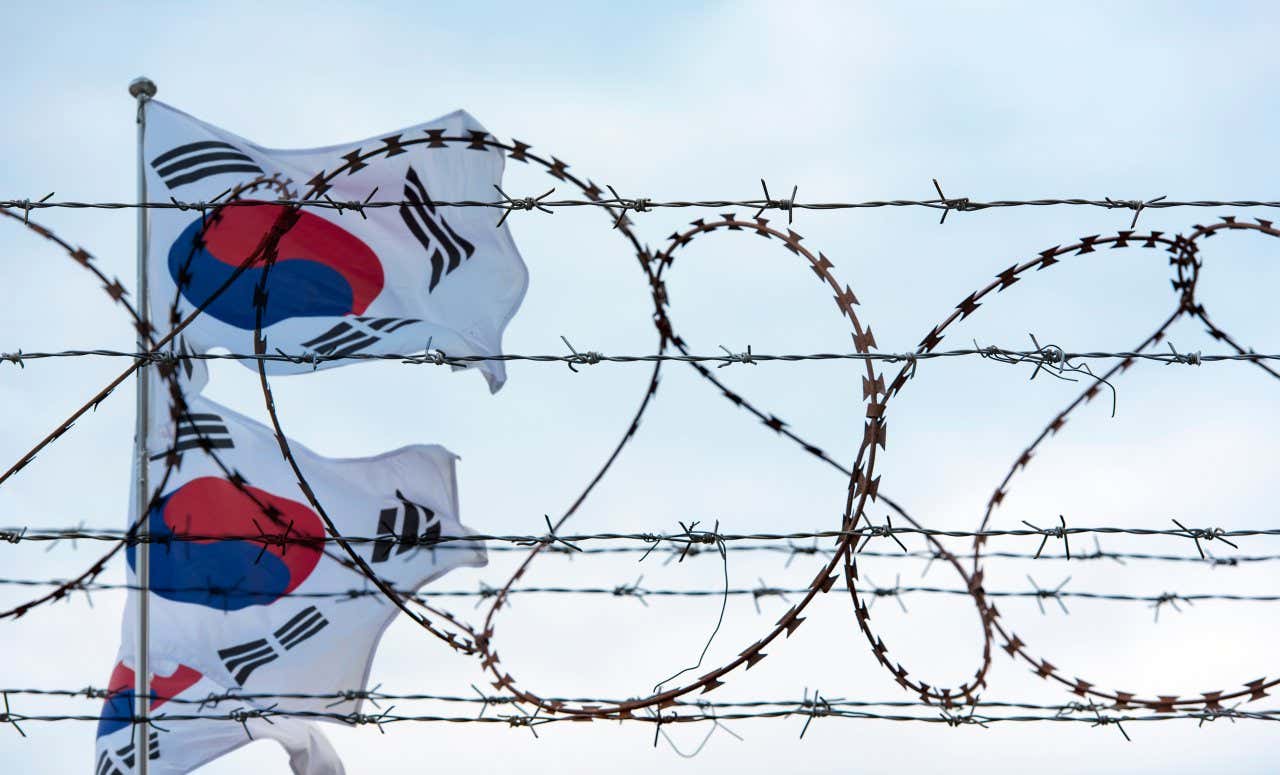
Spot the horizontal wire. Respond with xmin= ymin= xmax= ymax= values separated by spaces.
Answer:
xmin=3 ymin=195 xmax=1279 ymax=217
xmin=3 ymin=706 xmax=1275 ymax=730
xmin=0 ymin=576 xmax=1268 ymax=606
xmin=4 ymin=687 xmax=1273 ymax=737
xmin=0 ymin=687 xmax=1243 ymax=719
xmin=15 ymin=533 xmax=1270 ymax=566
xmin=0 ymin=525 xmax=1271 ymax=545
xmin=0 ymin=345 xmax=1257 ymax=369
xmin=0 ymin=687 xmax=1176 ymax=710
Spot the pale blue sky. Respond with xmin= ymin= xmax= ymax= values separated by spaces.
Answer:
xmin=3 ymin=2 xmax=1280 ymax=773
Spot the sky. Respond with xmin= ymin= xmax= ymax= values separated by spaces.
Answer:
xmin=3 ymin=1 xmax=1280 ymax=772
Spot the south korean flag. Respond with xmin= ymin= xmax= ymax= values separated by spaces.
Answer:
xmin=94 ymin=656 xmax=344 ymax=775
xmin=106 ymin=360 xmax=486 ymax=772
xmin=143 ymin=100 xmax=529 ymax=392
xmin=121 ymin=385 xmax=486 ymax=699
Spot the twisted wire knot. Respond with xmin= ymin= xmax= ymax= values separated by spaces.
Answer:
xmin=229 ymin=706 xmax=269 ymax=724
xmin=1038 ymin=344 xmax=1066 ymax=365
xmin=345 ymin=708 xmax=394 ymax=732
xmin=15 ymin=193 xmax=53 ymax=224
xmin=1105 ymin=194 xmax=1165 ymax=227
xmin=275 ymin=348 xmax=321 ymax=369
xmin=611 ymin=576 xmax=646 ymax=601
xmin=718 ymin=344 xmax=756 ymax=367
xmin=1172 ymin=518 xmax=1238 ymax=559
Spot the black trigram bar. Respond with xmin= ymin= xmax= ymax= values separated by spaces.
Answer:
xmin=218 ymin=606 xmax=330 ymax=685
xmin=218 ymin=638 xmax=277 ymax=685
xmin=151 ymin=140 xmax=263 ymax=189
xmin=399 ymin=166 xmax=476 ymax=292
xmin=100 ymin=731 xmax=159 ymax=774
xmin=275 ymin=605 xmax=328 ymax=651
xmin=299 ymin=316 xmax=418 ymax=359
xmin=373 ymin=490 xmax=442 ymax=563
xmin=148 ymin=411 xmax=233 ymax=461
xmin=96 ymin=750 xmax=124 ymax=775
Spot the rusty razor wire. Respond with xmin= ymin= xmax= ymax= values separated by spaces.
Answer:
xmin=3 ymin=125 xmax=1280 ymax=751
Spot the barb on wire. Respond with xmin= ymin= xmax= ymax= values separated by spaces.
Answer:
xmin=605 ymin=185 xmax=651 ymax=230
xmin=1150 ymin=592 xmax=1192 ymax=623
xmin=321 ymin=186 xmax=379 ymax=220
xmin=1171 ymin=519 xmax=1239 ymax=560
xmin=324 ymin=685 xmax=383 ymax=710
xmin=798 ymin=688 xmax=833 ymax=739
xmin=751 ymin=577 xmax=790 ymax=614
xmin=516 ymin=515 xmax=583 ymax=553
xmin=347 ymin=705 xmax=396 ymax=734
xmin=229 ymin=704 xmax=278 ymax=740
xmin=931 ymin=179 xmax=973 ymax=224
xmin=612 ymin=575 xmax=648 ymax=606
xmin=784 ymin=539 xmax=831 ymax=569
xmin=13 ymin=192 xmax=55 ymax=224
xmin=1022 ymin=515 xmax=1070 ymax=560
xmin=1164 ymin=342 xmax=1203 ymax=367
xmin=559 ymin=336 xmax=601 ymax=373
xmin=1 ymin=692 xmax=25 ymax=737
xmin=754 ymin=180 xmax=799 ymax=224
xmin=1197 ymin=703 xmax=1245 ymax=728
xmin=1026 ymin=575 xmax=1071 ymax=616
xmin=864 ymin=573 xmax=908 ymax=613
xmin=1105 ymin=195 xmax=1167 ymax=229
xmin=1090 ymin=709 xmax=1131 ymax=741
xmin=717 ymin=344 xmax=756 ymax=368
xmin=651 ymin=702 xmax=742 ymax=758
xmin=857 ymin=515 xmax=909 ymax=554
xmin=939 ymin=702 xmax=989 ymax=729
xmin=492 ymin=185 xmax=554 ymax=227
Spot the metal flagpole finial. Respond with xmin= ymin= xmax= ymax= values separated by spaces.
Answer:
xmin=128 ymin=77 xmax=157 ymax=100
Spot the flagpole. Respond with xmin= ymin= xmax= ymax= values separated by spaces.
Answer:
xmin=128 ymin=75 xmax=156 ymax=775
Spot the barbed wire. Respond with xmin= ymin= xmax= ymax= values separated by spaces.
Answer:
xmin=0 ymin=343 xmax=1253 ymax=369
xmin=0 ymin=686 xmax=1249 ymax=716
xmin=6 ymin=127 xmax=1280 ymax=742
xmin=0 ymin=704 xmax=1275 ymax=733
xmin=0 ymin=522 xmax=1272 ymax=546
xmin=2 ymin=682 xmax=1270 ymax=745
xmin=0 ymin=575 xmax=1268 ymax=610
xmin=18 ymin=533 xmax=1273 ymax=567
xmin=5 ymin=190 xmax=1280 ymax=225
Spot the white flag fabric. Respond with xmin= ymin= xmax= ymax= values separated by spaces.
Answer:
xmin=144 ymin=100 xmax=528 ymax=392
xmin=100 ymin=360 xmax=486 ymax=772
xmin=94 ymin=656 xmax=344 ymax=775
